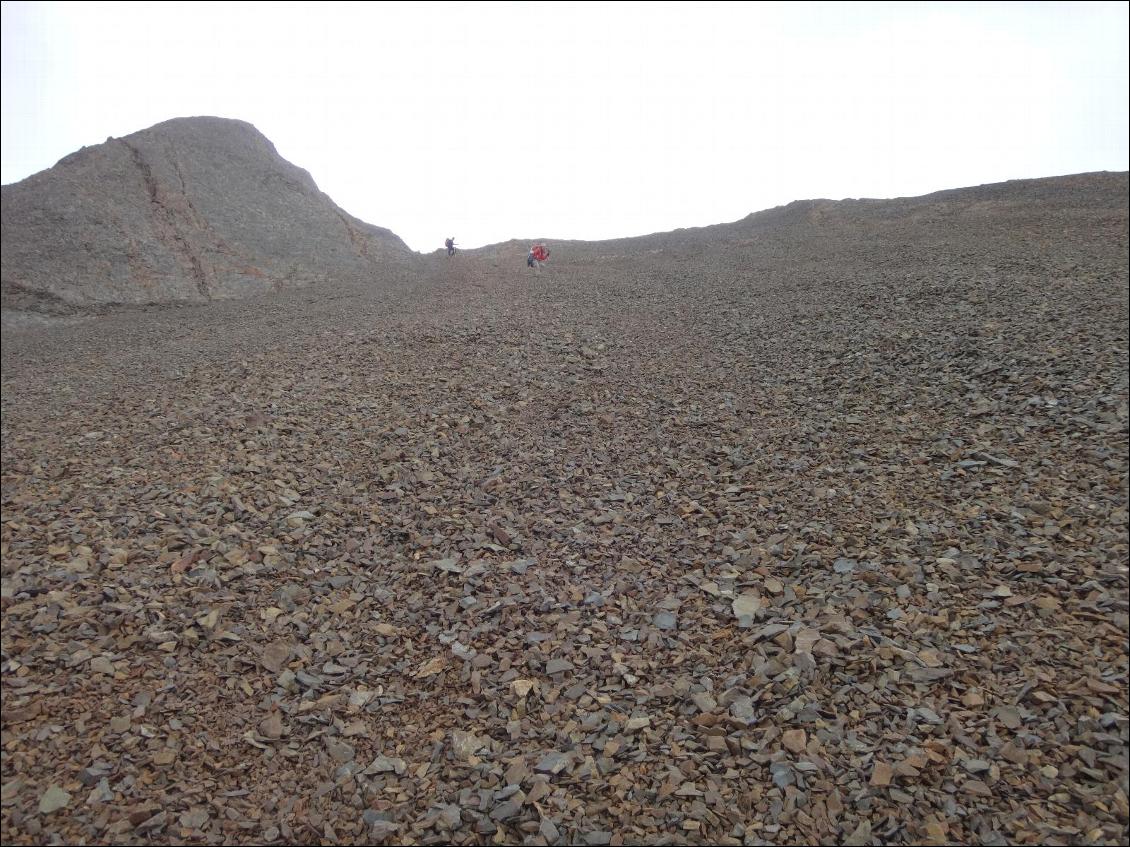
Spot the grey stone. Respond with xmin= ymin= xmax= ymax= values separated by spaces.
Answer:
xmin=545 ymin=658 xmax=574 ymax=675
xmin=730 ymin=696 xmax=758 ymax=725
xmin=540 ymin=818 xmax=561 ymax=843
xmin=535 ymin=751 xmax=569 ymax=774
xmin=490 ymin=800 xmax=521 ymax=821
xmin=368 ymin=820 xmax=398 ymax=839
xmin=325 ymin=738 xmax=354 ymax=763
xmin=38 ymin=785 xmax=71 ymax=814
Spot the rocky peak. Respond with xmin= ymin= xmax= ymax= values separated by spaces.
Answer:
xmin=1 ymin=116 xmax=414 ymax=316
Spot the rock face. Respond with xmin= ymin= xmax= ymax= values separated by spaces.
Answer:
xmin=1 ymin=116 xmax=413 ymax=316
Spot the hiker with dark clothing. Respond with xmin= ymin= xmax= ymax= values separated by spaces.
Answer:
xmin=445 ymin=237 xmax=456 ymax=257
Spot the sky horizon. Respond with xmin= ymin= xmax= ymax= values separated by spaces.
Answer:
xmin=3 ymin=1 xmax=1128 ymax=253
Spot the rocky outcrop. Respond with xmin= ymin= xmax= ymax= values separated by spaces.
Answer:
xmin=2 ymin=165 xmax=1127 ymax=847
xmin=1 ymin=117 xmax=414 ymax=316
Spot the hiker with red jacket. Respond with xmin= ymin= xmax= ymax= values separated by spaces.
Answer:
xmin=527 ymin=244 xmax=550 ymax=271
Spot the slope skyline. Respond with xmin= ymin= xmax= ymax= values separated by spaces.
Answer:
xmin=3 ymin=115 xmax=1126 ymax=322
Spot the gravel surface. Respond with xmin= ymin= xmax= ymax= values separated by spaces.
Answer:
xmin=2 ymin=173 xmax=1128 ymax=845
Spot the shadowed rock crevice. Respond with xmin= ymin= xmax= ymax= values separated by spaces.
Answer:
xmin=119 ymin=138 xmax=210 ymax=300
xmin=335 ymin=210 xmax=372 ymax=260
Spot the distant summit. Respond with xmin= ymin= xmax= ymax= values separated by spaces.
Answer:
xmin=1 ymin=116 xmax=413 ymax=316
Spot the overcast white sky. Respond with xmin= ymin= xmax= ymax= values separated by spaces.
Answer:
xmin=2 ymin=1 xmax=1127 ymax=252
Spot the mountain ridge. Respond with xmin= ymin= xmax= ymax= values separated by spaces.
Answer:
xmin=2 ymin=115 xmax=1126 ymax=323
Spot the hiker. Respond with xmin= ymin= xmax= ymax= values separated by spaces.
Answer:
xmin=527 ymin=244 xmax=550 ymax=271
xmin=445 ymin=237 xmax=456 ymax=257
